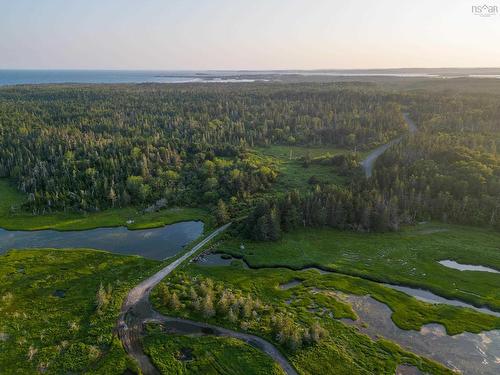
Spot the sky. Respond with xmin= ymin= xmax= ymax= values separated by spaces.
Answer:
xmin=1 ymin=0 xmax=499 ymax=70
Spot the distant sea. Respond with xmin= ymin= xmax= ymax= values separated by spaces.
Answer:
xmin=1 ymin=69 xmax=499 ymax=86
xmin=0 ymin=70 xmax=259 ymax=86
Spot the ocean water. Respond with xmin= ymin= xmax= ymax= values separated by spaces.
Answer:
xmin=1 ymin=69 xmax=499 ymax=86
xmin=0 ymin=70 xmax=259 ymax=86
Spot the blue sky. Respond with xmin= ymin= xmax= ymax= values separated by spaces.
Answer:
xmin=1 ymin=0 xmax=499 ymax=69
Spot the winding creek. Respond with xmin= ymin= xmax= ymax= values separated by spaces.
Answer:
xmin=333 ymin=292 xmax=500 ymax=375
xmin=383 ymin=283 xmax=500 ymax=318
xmin=202 ymin=258 xmax=500 ymax=374
xmin=0 ymin=221 xmax=204 ymax=260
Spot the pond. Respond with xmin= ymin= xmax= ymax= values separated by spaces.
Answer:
xmin=0 ymin=221 xmax=204 ymax=260
xmin=195 ymin=253 xmax=248 ymax=268
xmin=279 ymin=279 xmax=302 ymax=290
xmin=383 ymin=284 xmax=500 ymax=317
xmin=439 ymin=260 xmax=500 ymax=274
xmin=326 ymin=291 xmax=500 ymax=375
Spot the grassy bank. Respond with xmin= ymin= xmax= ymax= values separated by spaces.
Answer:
xmin=0 ymin=179 xmax=211 ymax=231
xmin=0 ymin=249 xmax=158 ymax=374
xmin=216 ymin=223 xmax=500 ymax=311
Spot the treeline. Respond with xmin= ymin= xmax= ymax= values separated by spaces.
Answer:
xmin=0 ymin=83 xmax=406 ymax=212
xmin=372 ymin=132 xmax=500 ymax=228
xmin=368 ymin=89 xmax=500 ymax=229
xmin=403 ymin=91 xmax=500 ymax=135
xmin=243 ymin=184 xmax=401 ymax=241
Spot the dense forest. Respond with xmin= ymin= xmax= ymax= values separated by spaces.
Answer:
xmin=372 ymin=92 xmax=500 ymax=228
xmin=0 ymin=84 xmax=405 ymax=212
xmin=243 ymin=185 xmax=399 ymax=241
xmin=1 ymin=83 xmax=500 ymax=233
xmin=243 ymin=88 xmax=500 ymax=236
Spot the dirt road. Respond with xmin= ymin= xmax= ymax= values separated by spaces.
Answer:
xmin=362 ymin=113 xmax=417 ymax=178
xmin=116 ymin=222 xmax=298 ymax=375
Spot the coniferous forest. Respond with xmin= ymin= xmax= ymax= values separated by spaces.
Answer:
xmin=1 ymin=83 xmax=500 ymax=235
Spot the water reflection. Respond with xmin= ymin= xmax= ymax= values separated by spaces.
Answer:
xmin=327 ymin=291 xmax=500 ymax=375
xmin=383 ymin=284 xmax=500 ymax=318
xmin=0 ymin=221 xmax=204 ymax=260
xmin=439 ymin=260 xmax=500 ymax=274
xmin=195 ymin=253 xmax=248 ymax=268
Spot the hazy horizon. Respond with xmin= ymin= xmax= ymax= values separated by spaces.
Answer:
xmin=1 ymin=0 xmax=500 ymax=70
xmin=1 ymin=67 xmax=500 ymax=71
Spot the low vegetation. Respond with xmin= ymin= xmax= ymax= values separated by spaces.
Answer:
xmin=252 ymin=145 xmax=358 ymax=193
xmin=218 ymin=224 xmax=500 ymax=312
xmin=143 ymin=324 xmax=286 ymax=375
xmin=0 ymin=249 xmax=157 ymax=374
xmin=152 ymin=265 xmax=453 ymax=374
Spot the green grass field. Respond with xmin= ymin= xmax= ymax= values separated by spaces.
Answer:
xmin=144 ymin=325 xmax=285 ymax=375
xmin=0 ymin=179 xmax=211 ymax=231
xmin=252 ymin=145 xmax=361 ymax=192
xmin=0 ymin=249 xmax=158 ymax=374
xmin=216 ymin=223 xmax=500 ymax=312
xmin=151 ymin=265 xmax=452 ymax=375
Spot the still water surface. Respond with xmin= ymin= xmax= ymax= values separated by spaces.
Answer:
xmin=439 ymin=259 xmax=500 ymax=274
xmin=331 ymin=291 xmax=500 ymax=375
xmin=0 ymin=221 xmax=204 ymax=260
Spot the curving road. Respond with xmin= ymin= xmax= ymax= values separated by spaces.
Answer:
xmin=362 ymin=113 xmax=417 ymax=178
xmin=145 ymin=315 xmax=298 ymax=375
xmin=116 ymin=222 xmax=298 ymax=375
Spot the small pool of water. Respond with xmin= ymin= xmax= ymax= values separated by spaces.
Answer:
xmin=439 ymin=260 xmax=500 ymax=274
xmin=163 ymin=320 xmax=217 ymax=335
xmin=330 ymin=291 xmax=500 ymax=375
xmin=0 ymin=221 xmax=204 ymax=260
xmin=383 ymin=284 xmax=500 ymax=317
xmin=395 ymin=365 xmax=423 ymax=375
xmin=52 ymin=290 xmax=66 ymax=298
xmin=279 ymin=279 xmax=302 ymax=290
xmin=195 ymin=253 xmax=248 ymax=268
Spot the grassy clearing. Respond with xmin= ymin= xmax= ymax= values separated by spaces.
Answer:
xmin=0 ymin=178 xmax=211 ymax=231
xmin=255 ymin=145 xmax=350 ymax=159
xmin=151 ymin=265 xmax=452 ymax=375
xmin=0 ymin=249 xmax=158 ymax=374
xmin=217 ymin=223 xmax=500 ymax=312
xmin=144 ymin=324 xmax=285 ymax=375
xmin=252 ymin=145 xmax=359 ymax=192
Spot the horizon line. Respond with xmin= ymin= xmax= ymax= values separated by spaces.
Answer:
xmin=1 ymin=67 xmax=500 ymax=72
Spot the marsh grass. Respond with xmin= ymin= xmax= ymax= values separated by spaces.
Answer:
xmin=0 ymin=248 xmax=157 ymax=374
xmin=151 ymin=265 xmax=453 ymax=375
xmin=217 ymin=224 xmax=500 ymax=312
xmin=143 ymin=326 xmax=286 ymax=375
